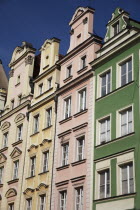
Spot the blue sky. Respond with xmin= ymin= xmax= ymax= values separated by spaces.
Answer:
xmin=0 ymin=0 xmax=140 ymax=76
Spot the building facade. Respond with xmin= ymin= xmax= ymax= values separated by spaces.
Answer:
xmin=21 ymin=38 xmax=61 ymax=210
xmin=0 ymin=42 xmax=37 ymax=209
xmin=91 ymin=8 xmax=140 ymax=210
xmin=51 ymin=7 xmax=102 ymax=210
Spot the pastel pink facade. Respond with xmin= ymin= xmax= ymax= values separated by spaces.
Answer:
xmin=51 ymin=7 xmax=102 ymax=210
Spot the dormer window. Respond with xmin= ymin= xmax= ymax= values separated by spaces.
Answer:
xmin=113 ymin=21 xmax=119 ymax=36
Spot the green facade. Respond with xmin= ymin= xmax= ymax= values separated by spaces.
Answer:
xmin=92 ymin=8 xmax=140 ymax=210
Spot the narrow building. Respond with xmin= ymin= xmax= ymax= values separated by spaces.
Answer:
xmin=51 ymin=7 xmax=102 ymax=210
xmin=0 ymin=42 xmax=38 ymax=209
xmin=90 ymin=8 xmax=140 ymax=210
xmin=22 ymin=38 xmax=61 ymax=210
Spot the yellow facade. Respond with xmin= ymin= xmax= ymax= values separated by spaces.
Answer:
xmin=21 ymin=38 xmax=60 ymax=210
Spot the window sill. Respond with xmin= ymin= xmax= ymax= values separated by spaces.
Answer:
xmin=71 ymin=159 xmax=86 ymax=166
xmin=26 ymin=175 xmax=35 ymax=180
xmin=35 ymin=87 xmax=53 ymax=99
xmin=12 ymin=140 xmax=23 ymax=147
xmin=0 ymin=147 xmax=8 ymax=152
xmin=38 ymin=170 xmax=49 ymax=175
xmin=94 ymin=192 xmax=136 ymax=203
xmin=56 ymin=164 xmax=70 ymax=171
xmin=63 ymin=76 xmax=73 ymax=83
xmin=15 ymin=82 xmax=20 ymax=87
xmin=59 ymin=116 xmax=72 ymax=124
xmin=77 ymin=66 xmax=88 ymax=74
xmin=0 ymin=184 xmax=3 ymax=188
xmin=73 ymin=109 xmax=88 ymax=118
xmin=30 ymin=132 xmax=39 ymax=137
xmin=95 ymin=132 xmax=135 ymax=148
xmin=42 ymin=125 xmax=52 ymax=131
xmin=7 ymin=179 xmax=19 ymax=185
xmin=96 ymin=81 xmax=134 ymax=102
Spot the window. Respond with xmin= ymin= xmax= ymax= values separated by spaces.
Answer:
xmin=11 ymin=100 xmax=14 ymax=110
xmin=120 ymin=162 xmax=134 ymax=194
xmin=113 ymin=21 xmax=119 ymax=36
xmin=48 ymin=77 xmax=52 ymax=90
xmin=46 ymin=108 xmax=52 ymax=127
xmin=64 ymin=97 xmax=71 ymax=119
xmin=13 ymin=160 xmax=19 ymax=180
xmin=61 ymin=143 xmax=69 ymax=166
xmin=8 ymin=203 xmax=14 ymax=210
xmin=99 ymin=117 xmax=110 ymax=144
xmin=17 ymin=75 xmax=20 ymax=84
xmin=0 ymin=167 xmax=3 ymax=184
xmin=99 ymin=169 xmax=110 ymax=199
xmin=39 ymin=83 xmax=43 ymax=95
xmin=81 ymin=55 xmax=86 ymax=69
xmin=120 ymin=59 xmax=132 ymax=86
xmin=60 ymin=191 xmax=67 ymax=210
xmin=78 ymin=88 xmax=86 ymax=112
xmin=33 ymin=115 xmax=39 ymax=133
xmin=66 ymin=65 xmax=72 ymax=78
xmin=42 ymin=152 xmax=49 ymax=172
xmin=18 ymin=94 xmax=22 ymax=105
xmin=3 ymin=132 xmax=8 ymax=148
xmin=30 ymin=156 xmax=36 ymax=177
xmin=76 ymin=136 xmax=85 ymax=161
xmin=120 ymin=107 xmax=132 ymax=136
xmin=26 ymin=198 xmax=32 ymax=210
xmin=100 ymin=71 xmax=110 ymax=97
xmin=17 ymin=124 xmax=23 ymax=141
xmin=39 ymin=194 xmax=46 ymax=210
xmin=75 ymin=187 xmax=83 ymax=210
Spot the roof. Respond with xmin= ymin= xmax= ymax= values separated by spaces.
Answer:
xmin=0 ymin=60 xmax=8 ymax=90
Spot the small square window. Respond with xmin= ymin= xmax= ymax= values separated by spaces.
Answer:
xmin=99 ymin=169 xmax=110 ymax=199
xmin=60 ymin=190 xmax=67 ymax=210
xmin=33 ymin=115 xmax=39 ymax=133
xmin=78 ymin=88 xmax=86 ymax=112
xmin=30 ymin=156 xmax=36 ymax=177
xmin=13 ymin=160 xmax=19 ymax=180
xmin=61 ymin=143 xmax=69 ymax=166
xmin=39 ymin=83 xmax=43 ymax=95
xmin=64 ymin=97 xmax=71 ymax=119
xmin=46 ymin=108 xmax=52 ymax=127
xmin=76 ymin=136 xmax=85 ymax=161
xmin=75 ymin=186 xmax=83 ymax=210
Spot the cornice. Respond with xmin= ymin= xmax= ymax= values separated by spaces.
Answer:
xmin=0 ymin=100 xmax=31 ymax=122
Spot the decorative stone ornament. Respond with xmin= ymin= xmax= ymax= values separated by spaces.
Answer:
xmin=25 ymin=55 xmax=33 ymax=66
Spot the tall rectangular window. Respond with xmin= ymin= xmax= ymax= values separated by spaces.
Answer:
xmin=39 ymin=83 xmax=43 ymax=95
xmin=113 ymin=21 xmax=119 ymax=36
xmin=13 ymin=160 xmax=19 ymax=180
xmin=46 ymin=108 xmax=52 ymax=127
xmin=42 ymin=152 xmax=49 ymax=172
xmin=120 ymin=107 xmax=132 ymax=136
xmin=100 ymin=117 xmax=110 ymax=144
xmin=8 ymin=203 xmax=14 ymax=210
xmin=81 ymin=55 xmax=86 ymax=69
xmin=48 ymin=77 xmax=52 ymax=90
xmin=75 ymin=186 xmax=83 ymax=210
xmin=26 ymin=198 xmax=32 ymax=210
xmin=17 ymin=124 xmax=23 ymax=141
xmin=66 ymin=65 xmax=72 ymax=78
xmin=64 ymin=97 xmax=71 ymax=119
xmin=76 ymin=136 xmax=85 ymax=161
xmin=78 ymin=88 xmax=86 ymax=112
xmin=34 ymin=115 xmax=39 ymax=133
xmin=39 ymin=194 xmax=46 ymax=210
xmin=99 ymin=169 xmax=110 ymax=199
xmin=3 ymin=132 xmax=8 ymax=148
xmin=60 ymin=191 xmax=67 ymax=210
xmin=120 ymin=59 xmax=132 ymax=86
xmin=61 ymin=143 xmax=69 ymax=166
xmin=11 ymin=100 xmax=14 ymax=110
xmin=18 ymin=94 xmax=22 ymax=105
xmin=101 ymin=71 xmax=110 ymax=97
xmin=30 ymin=156 xmax=36 ymax=177
xmin=121 ymin=162 xmax=134 ymax=194
xmin=0 ymin=167 xmax=3 ymax=184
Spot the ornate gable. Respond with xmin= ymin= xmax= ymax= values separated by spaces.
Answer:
xmin=28 ymin=144 xmax=38 ymax=152
xmin=36 ymin=183 xmax=48 ymax=191
xmin=23 ymin=188 xmax=34 ymax=196
xmin=10 ymin=147 xmax=22 ymax=159
xmin=5 ymin=188 xmax=17 ymax=198
xmin=0 ymin=153 xmax=7 ymax=164
xmin=14 ymin=113 xmax=25 ymax=124
xmin=1 ymin=122 xmax=11 ymax=132
xmin=69 ymin=7 xmax=89 ymax=25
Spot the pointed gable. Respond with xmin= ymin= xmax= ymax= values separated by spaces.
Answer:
xmin=10 ymin=147 xmax=22 ymax=159
xmin=0 ymin=153 xmax=7 ymax=164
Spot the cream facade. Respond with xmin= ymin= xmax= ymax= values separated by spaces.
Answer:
xmin=21 ymin=38 xmax=60 ymax=210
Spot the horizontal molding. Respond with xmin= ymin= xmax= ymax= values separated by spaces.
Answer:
xmin=56 ymin=164 xmax=70 ymax=171
xmin=12 ymin=140 xmax=23 ymax=147
xmin=63 ymin=76 xmax=73 ymax=83
xmin=0 ymin=147 xmax=8 ymax=153
xmin=59 ymin=116 xmax=72 ymax=124
xmin=55 ymin=180 xmax=69 ymax=187
xmin=77 ymin=66 xmax=88 ymax=74
xmin=73 ymin=109 xmax=88 ymax=118
xmin=58 ymin=129 xmax=72 ymax=138
xmin=71 ymin=159 xmax=86 ymax=166
xmin=72 ymin=122 xmax=88 ymax=132
xmin=7 ymin=179 xmax=19 ymax=185
xmin=70 ymin=175 xmax=86 ymax=183
xmin=35 ymin=87 xmax=53 ymax=99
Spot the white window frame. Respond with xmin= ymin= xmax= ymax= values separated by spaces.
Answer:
xmin=116 ymin=54 xmax=133 ymax=88
xmin=63 ymin=96 xmax=71 ymax=119
xmin=61 ymin=143 xmax=69 ymax=166
xmin=26 ymin=198 xmax=32 ymax=210
xmin=0 ymin=167 xmax=3 ymax=184
xmin=60 ymin=190 xmax=67 ymax=210
xmin=99 ymin=116 xmax=111 ymax=144
xmin=42 ymin=151 xmax=49 ymax=172
xmin=3 ymin=132 xmax=8 ymax=148
xmin=30 ymin=156 xmax=36 ymax=177
xmin=76 ymin=136 xmax=85 ymax=161
xmin=13 ymin=160 xmax=19 ymax=180
xmin=116 ymin=105 xmax=133 ymax=138
xmin=98 ymin=169 xmax=110 ymax=199
xmin=112 ymin=20 xmax=120 ymax=36
xmin=39 ymin=194 xmax=46 ymax=210
xmin=75 ymin=186 xmax=83 ymax=210
xmin=17 ymin=124 xmax=23 ymax=141
xmin=46 ymin=107 xmax=52 ymax=127
xmin=78 ymin=88 xmax=86 ymax=112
